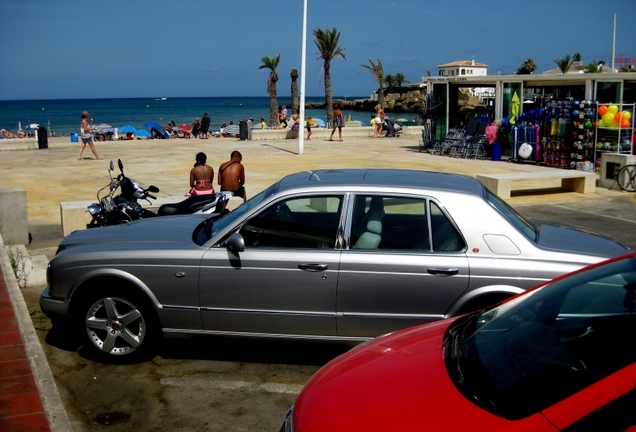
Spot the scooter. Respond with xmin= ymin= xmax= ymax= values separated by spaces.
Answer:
xmin=87 ymin=159 xmax=231 ymax=228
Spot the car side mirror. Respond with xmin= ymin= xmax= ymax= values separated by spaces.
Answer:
xmin=226 ymin=232 xmax=245 ymax=253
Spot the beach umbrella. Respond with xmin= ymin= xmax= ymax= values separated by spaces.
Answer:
xmin=178 ymin=123 xmax=192 ymax=131
xmin=118 ymin=125 xmax=137 ymax=134
xmin=95 ymin=123 xmax=112 ymax=130
xmin=143 ymin=122 xmax=170 ymax=139
xmin=135 ymin=129 xmax=151 ymax=138
xmin=313 ymin=118 xmax=326 ymax=127
xmin=143 ymin=121 xmax=163 ymax=130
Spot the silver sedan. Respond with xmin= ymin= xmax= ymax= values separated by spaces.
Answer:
xmin=41 ymin=169 xmax=629 ymax=361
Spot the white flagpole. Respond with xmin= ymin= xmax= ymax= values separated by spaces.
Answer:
xmin=298 ymin=0 xmax=307 ymax=155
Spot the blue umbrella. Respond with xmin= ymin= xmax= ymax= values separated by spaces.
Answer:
xmin=118 ymin=125 xmax=137 ymax=134
xmin=142 ymin=121 xmax=170 ymax=139
xmin=313 ymin=118 xmax=326 ymax=127
xmin=135 ymin=129 xmax=151 ymax=138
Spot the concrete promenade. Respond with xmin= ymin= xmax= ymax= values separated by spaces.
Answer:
xmin=0 ymin=132 xmax=629 ymax=430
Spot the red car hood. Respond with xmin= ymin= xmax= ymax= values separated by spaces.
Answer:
xmin=293 ymin=319 xmax=537 ymax=432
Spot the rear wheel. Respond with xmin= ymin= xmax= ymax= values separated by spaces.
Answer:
xmin=77 ymin=287 xmax=159 ymax=362
xmin=617 ymin=165 xmax=636 ymax=192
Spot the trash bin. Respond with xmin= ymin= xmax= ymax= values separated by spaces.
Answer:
xmin=239 ymin=120 xmax=248 ymax=141
xmin=37 ymin=126 xmax=48 ymax=149
xmin=70 ymin=132 xmax=78 ymax=142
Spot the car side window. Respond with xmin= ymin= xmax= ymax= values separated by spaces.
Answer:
xmin=430 ymin=201 xmax=465 ymax=252
xmin=350 ymin=195 xmax=430 ymax=250
xmin=240 ymin=196 xmax=342 ymax=249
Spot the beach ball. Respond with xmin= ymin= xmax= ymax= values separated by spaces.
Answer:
xmin=603 ymin=112 xmax=615 ymax=125
xmin=623 ymin=110 xmax=632 ymax=121
xmin=614 ymin=112 xmax=624 ymax=124
xmin=608 ymin=105 xmax=619 ymax=114
xmin=598 ymin=105 xmax=608 ymax=116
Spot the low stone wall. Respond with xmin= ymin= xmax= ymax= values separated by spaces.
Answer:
xmin=0 ymin=186 xmax=29 ymax=245
xmin=0 ymin=138 xmax=38 ymax=151
xmin=247 ymin=125 xmax=421 ymax=141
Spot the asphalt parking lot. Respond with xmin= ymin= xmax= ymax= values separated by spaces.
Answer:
xmin=5 ymin=134 xmax=636 ymax=431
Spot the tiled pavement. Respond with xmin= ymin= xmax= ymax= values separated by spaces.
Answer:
xmin=0 ymin=265 xmax=50 ymax=431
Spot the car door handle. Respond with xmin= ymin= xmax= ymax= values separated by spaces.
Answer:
xmin=298 ymin=263 xmax=329 ymax=272
xmin=427 ymin=268 xmax=459 ymax=276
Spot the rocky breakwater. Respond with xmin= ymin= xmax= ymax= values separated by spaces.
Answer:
xmin=306 ymin=88 xmax=424 ymax=114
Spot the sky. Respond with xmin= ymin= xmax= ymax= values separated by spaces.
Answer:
xmin=1 ymin=0 xmax=635 ymax=101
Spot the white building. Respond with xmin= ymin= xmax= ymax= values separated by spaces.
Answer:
xmin=436 ymin=58 xmax=488 ymax=77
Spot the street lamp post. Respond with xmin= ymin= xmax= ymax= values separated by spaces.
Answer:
xmin=298 ymin=0 xmax=308 ymax=155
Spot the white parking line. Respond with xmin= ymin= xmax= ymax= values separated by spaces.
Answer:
xmin=160 ymin=378 xmax=303 ymax=395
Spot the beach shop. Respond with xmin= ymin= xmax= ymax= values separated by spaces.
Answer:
xmin=422 ymin=72 xmax=636 ymax=184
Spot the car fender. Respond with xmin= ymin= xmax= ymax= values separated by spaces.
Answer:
xmin=444 ymin=285 xmax=525 ymax=318
xmin=68 ymin=267 xmax=162 ymax=309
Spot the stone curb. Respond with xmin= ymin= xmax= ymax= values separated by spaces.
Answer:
xmin=0 ymin=234 xmax=73 ymax=432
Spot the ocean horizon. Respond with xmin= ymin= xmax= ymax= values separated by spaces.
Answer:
xmin=0 ymin=96 xmax=414 ymax=136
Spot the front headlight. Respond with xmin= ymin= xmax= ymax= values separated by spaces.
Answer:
xmin=279 ymin=404 xmax=294 ymax=432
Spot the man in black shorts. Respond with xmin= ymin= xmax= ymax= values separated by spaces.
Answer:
xmin=218 ymin=151 xmax=246 ymax=207
xmin=200 ymin=112 xmax=211 ymax=139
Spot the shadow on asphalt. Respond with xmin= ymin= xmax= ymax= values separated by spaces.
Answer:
xmin=44 ymin=322 xmax=352 ymax=366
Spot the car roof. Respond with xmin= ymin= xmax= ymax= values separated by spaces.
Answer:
xmin=277 ymin=169 xmax=486 ymax=196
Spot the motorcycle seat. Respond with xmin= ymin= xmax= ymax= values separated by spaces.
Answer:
xmin=158 ymin=194 xmax=219 ymax=216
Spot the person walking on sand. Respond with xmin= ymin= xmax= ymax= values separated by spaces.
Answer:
xmin=189 ymin=152 xmax=215 ymax=195
xmin=374 ymin=104 xmax=385 ymax=138
xmin=306 ymin=115 xmax=315 ymax=140
xmin=218 ymin=151 xmax=246 ymax=207
xmin=78 ymin=111 xmax=102 ymax=160
xmin=329 ymin=105 xmax=345 ymax=141
xmin=200 ymin=112 xmax=211 ymax=139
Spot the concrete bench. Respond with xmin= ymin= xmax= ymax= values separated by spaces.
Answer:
xmin=476 ymin=171 xmax=596 ymax=199
xmin=60 ymin=196 xmax=187 ymax=236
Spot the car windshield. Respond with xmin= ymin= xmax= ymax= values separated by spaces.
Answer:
xmin=444 ymin=256 xmax=636 ymax=419
xmin=484 ymin=189 xmax=537 ymax=242
xmin=193 ymin=183 xmax=278 ymax=246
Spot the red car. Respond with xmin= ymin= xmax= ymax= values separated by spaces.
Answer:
xmin=282 ymin=253 xmax=636 ymax=431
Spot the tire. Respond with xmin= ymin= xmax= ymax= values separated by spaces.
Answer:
xmin=617 ymin=165 xmax=636 ymax=192
xmin=77 ymin=287 xmax=159 ymax=362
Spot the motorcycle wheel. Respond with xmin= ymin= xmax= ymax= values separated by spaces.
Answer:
xmin=76 ymin=286 xmax=160 ymax=362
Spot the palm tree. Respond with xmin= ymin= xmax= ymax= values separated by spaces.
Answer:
xmin=360 ymin=58 xmax=384 ymax=107
xmin=259 ymin=54 xmax=281 ymax=126
xmin=290 ymin=68 xmax=299 ymax=113
xmin=585 ymin=60 xmax=603 ymax=73
xmin=394 ymin=73 xmax=409 ymax=87
xmin=554 ymin=55 xmax=573 ymax=74
xmin=516 ymin=58 xmax=537 ymax=75
xmin=384 ymin=74 xmax=396 ymax=89
xmin=313 ymin=27 xmax=346 ymax=124
xmin=573 ymin=53 xmax=582 ymax=62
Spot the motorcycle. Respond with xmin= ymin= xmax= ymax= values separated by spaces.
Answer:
xmin=87 ymin=159 xmax=231 ymax=228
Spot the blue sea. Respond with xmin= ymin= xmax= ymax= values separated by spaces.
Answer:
xmin=0 ymin=96 xmax=409 ymax=136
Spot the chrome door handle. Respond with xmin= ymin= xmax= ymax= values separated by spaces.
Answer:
xmin=298 ymin=263 xmax=329 ymax=271
xmin=427 ymin=268 xmax=459 ymax=276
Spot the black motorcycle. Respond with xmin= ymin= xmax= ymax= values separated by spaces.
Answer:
xmin=87 ymin=159 xmax=231 ymax=228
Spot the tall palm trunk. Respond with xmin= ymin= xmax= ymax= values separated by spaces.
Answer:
xmin=291 ymin=68 xmax=299 ymax=113
xmin=268 ymin=77 xmax=278 ymax=127
xmin=324 ymin=61 xmax=333 ymax=124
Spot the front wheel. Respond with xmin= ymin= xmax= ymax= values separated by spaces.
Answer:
xmin=617 ymin=165 xmax=636 ymax=192
xmin=78 ymin=288 xmax=159 ymax=362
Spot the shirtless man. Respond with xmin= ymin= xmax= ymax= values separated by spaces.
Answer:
xmin=218 ymin=151 xmax=247 ymax=206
